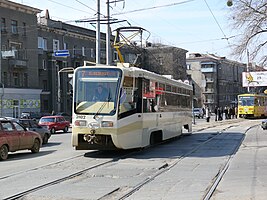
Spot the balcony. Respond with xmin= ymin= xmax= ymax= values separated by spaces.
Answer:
xmin=205 ymin=99 xmax=215 ymax=103
xmin=6 ymin=49 xmax=28 ymax=68
xmin=1 ymin=50 xmax=16 ymax=59
xmin=9 ymin=59 xmax=27 ymax=68
xmin=201 ymin=68 xmax=216 ymax=73
xmin=203 ymin=88 xmax=215 ymax=94
xmin=205 ymin=78 xmax=214 ymax=83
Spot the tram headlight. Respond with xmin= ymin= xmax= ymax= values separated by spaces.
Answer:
xmin=74 ymin=120 xmax=86 ymax=126
xmin=101 ymin=121 xmax=114 ymax=127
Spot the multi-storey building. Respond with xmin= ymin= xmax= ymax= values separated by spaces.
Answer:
xmin=144 ymin=44 xmax=188 ymax=80
xmin=0 ymin=0 xmax=42 ymax=117
xmin=0 ymin=1 xmax=111 ymax=117
xmin=37 ymin=11 xmax=109 ymax=115
xmin=186 ymin=53 xmax=247 ymax=111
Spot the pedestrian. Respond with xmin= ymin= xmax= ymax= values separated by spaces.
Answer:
xmin=206 ymin=107 xmax=211 ymax=122
xmin=224 ymin=106 xmax=228 ymax=119
xmin=235 ymin=106 xmax=238 ymax=118
xmin=214 ymin=106 xmax=218 ymax=121
xmin=218 ymin=107 xmax=223 ymax=121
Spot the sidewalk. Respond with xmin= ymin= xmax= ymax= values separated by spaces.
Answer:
xmin=192 ymin=115 xmax=245 ymax=132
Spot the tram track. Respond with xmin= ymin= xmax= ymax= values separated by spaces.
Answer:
xmin=0 ymin=154 xmax=85 ymax=180
xmin=202 ymin=123 xmax=257 ymax=200
xmin=98 ymin=125 xmax=242 ymax=200
xmin=2 ymin=121 xmax=254 ymax=200
xmin=2 ymin=149 xmax=140 ymax=200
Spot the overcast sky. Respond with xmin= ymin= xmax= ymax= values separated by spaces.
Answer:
xmin=12 ymin=0 xmax=240 ymax=61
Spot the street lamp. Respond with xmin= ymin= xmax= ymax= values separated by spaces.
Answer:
xmin=227 ymin=0 xmax=233 ymax=7
xmin=57 ymin=67 xmax=74 ymax=112
xmin=0 ymin=83 xmax=4 ymax=117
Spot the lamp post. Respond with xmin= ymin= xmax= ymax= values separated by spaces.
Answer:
xmin=57 ymin=67 xmax=74 ymax=113
xmin=227 ymin=0 xmax=233 ymax=6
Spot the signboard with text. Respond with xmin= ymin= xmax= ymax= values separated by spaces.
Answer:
xmin=242 ymin=71 xmax=267 ymax=87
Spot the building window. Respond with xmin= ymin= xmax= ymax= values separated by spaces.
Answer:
xmin=11 ymin=20 xmax=18 ymax=34
xmin=186 ymin=64 xmax=191 ymax=70
xmin=63 ymin=61 xmax=67 ymax=68
xmin=73 ymin=45 xmax=76 ymax=56
xmin=114 ymin=51 xmax=118 ymax=61
xmin=23 ymin=22 xmax=26 ymax=36
xmin=38 ymin=37 xmax=48 ymax=50
xmin=158 ymin=57 xmax=163 ymax=65
xmin=53 ymin=39 xmax=60 ymax=51
xmin=90 ymin=48 xmax=95 ymax=58
xmin=1 ymin=18 xmax=6 ymax=32
xmin=43 ymin=80 xmax=48 ymax=91
xmin=43 ymin=100 xmax=49 ymax=111
xmin=42 ymin=59 xmax=47 ymax=70
xmin=23 ymin=73 xmax=28 ymax=87
xmin=64 ymin=42 xmax=68 ymax=50
xmin=82 ymin=47 xmax=85 ymax=56
xmin=3 ymin=72 xmax=8 ymax=86
xmin=100 ymin=51 xmax=106 ymax=59
xmin=13 ymin=72 xmax=19 ymax=86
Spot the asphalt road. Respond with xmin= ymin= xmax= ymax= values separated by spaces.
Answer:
xmin=0 ymin=118 xmax=265 ymax=200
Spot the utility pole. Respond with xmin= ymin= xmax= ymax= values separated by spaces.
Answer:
xmin=247 ymin=49 xmax=250 ymax=93
xmin=0 ymin=23 xmax=3 ymax=116
xmin=106 ymin=0 xmax=111 ymax=65
xmin=96 ymin=0 xmax=101 ymax=64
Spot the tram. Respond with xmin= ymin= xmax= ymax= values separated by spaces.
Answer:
xmin=237 ymin=93 xmax=267 ymax=118
xmin=71 ymin=64 xmax=193 ymax=150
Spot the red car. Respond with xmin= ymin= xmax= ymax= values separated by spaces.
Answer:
xmin=0 ymin=118 xmax=42 ymax=160
xmin=38 ymin=115 xmax=70 ymax=134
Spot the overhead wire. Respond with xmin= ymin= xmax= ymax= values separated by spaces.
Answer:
xmin=203 ymin=0 xmax=230 ymax=45
xmin=47 ymin=0 xmax=91 ymax=15
xmin=111 ymin=0 xmax=195 ymax=16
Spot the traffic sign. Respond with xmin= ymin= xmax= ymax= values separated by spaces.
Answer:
xmin=54 ymin=50 xmax=70 ymax=57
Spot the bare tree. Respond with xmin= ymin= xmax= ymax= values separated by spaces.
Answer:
xmin=228 ymin=0 xmax=267 ymax=65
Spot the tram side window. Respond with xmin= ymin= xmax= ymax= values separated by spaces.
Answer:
xmin=118 ymin=77 xmax=139 ymax=118
xmin=143 ymin=79 xmax=158 ymax=113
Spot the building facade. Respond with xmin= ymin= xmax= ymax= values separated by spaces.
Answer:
xmin=37 ymin=12 xmax=109 ymax=115
xmin=0 ymin=0 xmax=42 ymax=117
xmin=186 ymin=53 xmax=247 ymax=112
xmin=144 ymin=44 xmax=188 ymax=80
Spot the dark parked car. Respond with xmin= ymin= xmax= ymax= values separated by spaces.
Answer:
xmin=20 ymin=112 xmax=42 ymax=120
xmin=56 ymin=112 xmax=72 ymax=123
xmin=19 ymin=119 xmax=51 ymax=144
xmin=0 ymin=118 xmax=42 ymax=160
xmin=261 ymin=119 xmax=267 ymax=130
xmin=38 ymin=116 xmax=70 ymax=134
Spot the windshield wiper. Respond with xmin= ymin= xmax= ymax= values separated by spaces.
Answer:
xmin=93 ymin=94 xmax=112 ymax=120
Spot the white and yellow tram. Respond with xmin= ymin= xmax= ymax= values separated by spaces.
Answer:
xmin=71 ymin=64 xmax=193 ymax=150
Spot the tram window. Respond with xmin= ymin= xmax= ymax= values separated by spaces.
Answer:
xmin=118 ymin=77 xmax=139 ymax=118
xmin=166 ymin=85 xmax=171 ymax=92
xmin=159 ymin=83 xmax=165 ymax=91
xmin=172 ymin=86 xmax=176 ymax=93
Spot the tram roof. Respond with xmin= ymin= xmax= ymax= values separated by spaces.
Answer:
xmin=76 ymin=64 xmax=192 ymax=90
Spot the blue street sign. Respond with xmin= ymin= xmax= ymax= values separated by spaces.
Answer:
xmin=54 ymin=50 xmax=70 ymax=57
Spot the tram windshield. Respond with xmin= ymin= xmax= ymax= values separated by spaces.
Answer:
xmin=74 ymin=68 xmax=122 ymax=115
xmin=238 ymin=96 xmax=255 ymax=106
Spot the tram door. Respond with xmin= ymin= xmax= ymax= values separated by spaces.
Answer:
xmin=13 ymin=100 xmax=19 ymax=118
